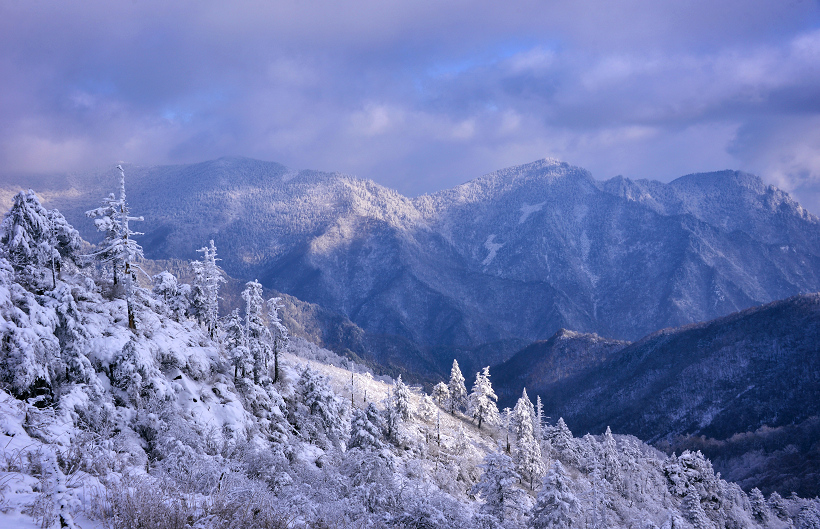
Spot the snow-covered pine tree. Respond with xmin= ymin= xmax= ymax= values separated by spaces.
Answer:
xmin=393 ymin=374 xmax=412 ymax=421
xmin=47 ymin=282 xmax=98 ymax=390
xmin=85 ymin=192 xmax=120 ymax=282
xmin=535 ymin=395 xmax=544 ymax=442
xmin=682 ymin=489 xmax=713 ymax=529
xmin=1 ymin=190 xmax=57 ymax=288
xmin=418 ymin=394 xmax=435 ymax=423
xmin=768 ymin=491 xmax=789 ymax=520
xmin=152 ymin=271 xmax=191 ymax=321
xmin=266 ymin=296 xmax=288 ymax=383
xmin=529 ymin=460 xmax=579 ymax=529
xmin=748 ymin=487 xmax=769 ymax=524
xmin=513 ymin=392 xmax=545 ymax=489
xmin=602 ymin=426 xmax=624 ymax=492
xmin=0 ymin=258 xmax=60 ymax=399
xmin=42 ymin=447 xmax=78 ymax=529
xmin=85 ymin=165 xmax=144 ymax=329
xmin=586 ymin=464 xmax=610 ymax=529
xmin=349 ymin=402 xmax=384 ymax=450
xmin=191 ymin=240 xmax=225 ymax=338
xmin=447 ymin=359 xmax=467 ymax=415
xmin=242 ymin=280 xmax=273 ymax=384
xmin=502 ymin=407 xmax=513 ymax=453
xmin=223 ymin=308 xmax=250 ymax=379
xmin=467 ymin=366 xmax=500 ymax=429
xmin=46 ymin=208 xmax=82 ymax=286
xmin=472 ymin=448 xmax=527 ymax=524
xmin=294 ymin=364 xmax=349 ymax=450
xmin=510 ymin=388 xmax=536 ymax=442
xmin=152 ymin=271 xmax=178 ymax=306
xmin=796 ymin=502 xmax=820 ymax=529
xmin=382 ymin=384 xmax=402 ymax=444
xmin=432 ymin=381 xmax=450 ymax=408
xmin=548 ymin=417 xmax=581 ymax=467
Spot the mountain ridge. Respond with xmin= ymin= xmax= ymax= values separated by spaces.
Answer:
xmin=504 ymin=292 xmax=820 ymax=496
xmin=3 ymin=156 xmax=820 ymax=367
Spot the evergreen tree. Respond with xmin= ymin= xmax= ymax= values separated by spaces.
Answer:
xmin=349 ymin=403 xmax=384 ymax=450
xmin=535 ymin=395 xmax=544 ymax=442
xmin=46 ymin=208 xmax=82 ymax=286
xmin=511 ymin=388 xmax=536 ymax=442
xmin=529 ymin=461 xmax=579 ymax=529
xmin=602 ymin=426 xmax=623 ymax=491
xmin=266 ymin=296 xmax=288 ymax=383
xmin=418 ymin=394 xmax=436 ymax=423
xmin=447 ymin=359 xmax=467 ymax=415
xmin=382 ymin=383 xmax=403 ymax=444
xmin=502 ymin=407 xmax=513 ymax=453
xmin=242 ymin=280 xmax=273 ymax=384
xmin=1 ymin=190 xmax=72 ymax=288
xmin=393 ymin=374 xmax=412 ymax=421
xmin=432 ymin=381 xmax=450 ymax=408
xmin=467 ymin=366 xmax=500 ymax=429
xmin=513 ymin=391 xmax=545 ymax=489
xmin=85 ymin=192 xmax=121 ymax=282
xmin=0 ymin=259 xmax=60 ymax=398
xmin=768 ymin=491 xmax=789 ymax=520
xmin=152 ymin=271 xmax=178 ymax=306
xmin=797 ymin=503 xmax=820 ymax=529
xmin=547 ymin=417 xmax=581 ymax=467
xmin=749 ymin=488 xmax=769 ymax=524
xmin=191 ymin=240 xmax=225 ymax=338
xmin=471 ymin=449 xmax=527 ymax=524
xmin=682 ymin=489 xmax=713 ymax=529
xmin=86 ymin=165 xmax=144 ymax=329
xmin=294 ymin=364 xmax=348 ymax=450
xmin=223 ymin=309 xmax=250 ymax=379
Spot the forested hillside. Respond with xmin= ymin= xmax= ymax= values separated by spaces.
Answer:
xmin=1 ymin=188 xmax=817 ymax=528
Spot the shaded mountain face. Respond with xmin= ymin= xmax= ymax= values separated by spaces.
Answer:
xmin=493 ymin=329 xmax=629 ymax=408
xmin=532 ymin=293 xmax=820 ymax=497
xmin=7 ymin=157 xmax=820 ymax=360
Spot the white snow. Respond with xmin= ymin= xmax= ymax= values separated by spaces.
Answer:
xmin=482 ymin=234 xmax=504 ymax=266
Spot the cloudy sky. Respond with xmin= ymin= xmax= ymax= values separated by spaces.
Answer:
xmin=2 ymin=1 xmax=820 ymax=210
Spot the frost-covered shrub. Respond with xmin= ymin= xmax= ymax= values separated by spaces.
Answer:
xmin=236 ymin=378 xmax=290 ymax=444
xmin=339 ymin=447 xmax=399 ymax=514
xmin=238 ymin=443 xmax=293 ymax=493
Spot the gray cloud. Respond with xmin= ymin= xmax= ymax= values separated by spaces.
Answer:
xmin=2 ymin=0 xmax=820 ymax=211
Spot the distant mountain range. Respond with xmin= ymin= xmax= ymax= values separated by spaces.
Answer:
xmin=494 ymin=293 xmax=820 ymax=497
xmin=5 ymin=156 xmax=819 ymax=377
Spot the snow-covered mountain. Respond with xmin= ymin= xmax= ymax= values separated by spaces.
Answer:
xmin=5 ymin=190 xmax=816 ymax=528
xmin=12 ymin=157 xmax=819 ymax=373
xmin=515 ymin=293 xmax=820 ymax=497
